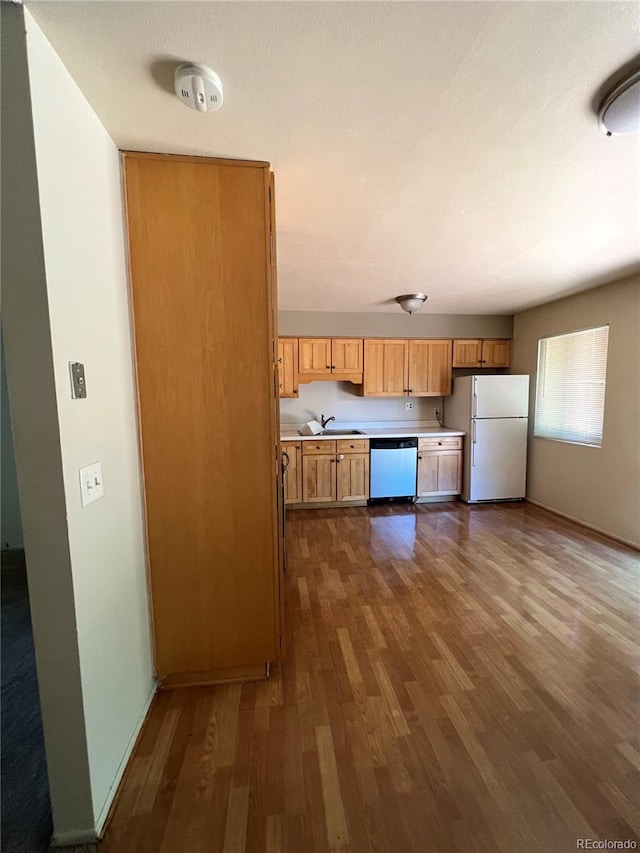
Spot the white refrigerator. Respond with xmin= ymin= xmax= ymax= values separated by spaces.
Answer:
xmin=444 ymin=375 xmax=529 ymax=503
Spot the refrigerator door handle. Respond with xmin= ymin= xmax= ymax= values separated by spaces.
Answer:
xmin=472 ymin=377 xmax=478 ymax=418
xmin=472 ymin=420 xmax=477 ymax=466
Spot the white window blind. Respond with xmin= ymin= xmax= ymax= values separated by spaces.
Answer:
xmin=534 ymin=325 xmax=609 ymax=447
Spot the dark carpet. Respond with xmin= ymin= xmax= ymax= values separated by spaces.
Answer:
xmin=1 ymin=551 xmax=52 ymax=853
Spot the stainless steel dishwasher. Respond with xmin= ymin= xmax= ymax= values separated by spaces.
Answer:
xmin=369 ymin=438 xmax=418 ymax=499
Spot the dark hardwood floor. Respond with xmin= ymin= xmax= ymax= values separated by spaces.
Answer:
xmin=100 ymin=502 xmax=639 ymax=853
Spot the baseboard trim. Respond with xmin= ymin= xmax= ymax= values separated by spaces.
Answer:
xmin=525 ymin=499 xmax=640 ymax=551
xmin=159 ymin=663 xmax=268 ymax=689
xmin=49 ymin=829 xmax=98 ymax=847
xmin=94 ymin=680 xmax=157 ymax=836
xmin=286 ymin=500 xmax=367 ymax=509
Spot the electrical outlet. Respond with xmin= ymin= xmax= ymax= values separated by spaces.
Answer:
xmin=405 ymin=401 xmax=413 ymax=410
xmin=79 ymin=461 xmax=104 ymax=507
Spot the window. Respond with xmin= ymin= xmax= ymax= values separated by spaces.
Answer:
xmin=534 ymin=325 xmax=609 ymax=447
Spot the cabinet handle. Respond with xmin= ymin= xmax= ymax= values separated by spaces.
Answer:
xmin=331 ymin=365 xmax=335 ymax=369
xmin=418 ymin=454 xmax=422 ymax=460
xmin=408 ymin=389 xmax=413 ymax=393
xmin=438 ymin=441 xmax=442 ymax=445
xmin=278 ymin=357 xmax=282 ymax=363
xmin=326 ymin=365 xmax=331 ymax=369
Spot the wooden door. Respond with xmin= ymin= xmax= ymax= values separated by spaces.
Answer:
xmin=278 ymin=338 xmax=298 ymax=397
xmin=298 ymin=338 xmax=332 ymax=375
xmin=482 ymin=339 xmax=511 ymax=368
xmin=302 ymin=455 xmax=336 ymax=502
xmin=123 ymin=153 xmax=279 ymax=681
xmin=336 ymin=453 xmax=370 ymax=501
xmin=453 ymin=339 xmax=482 ymax=368
xmin=363 ymin=339 xmax=408 ymax=396
xmin=282 ymin=441 xmax=302 ymax=504
xmin=332 ymin=338 xmax=363 ymax=375
xmin=408 ymin=340 xmax=452 ymax=396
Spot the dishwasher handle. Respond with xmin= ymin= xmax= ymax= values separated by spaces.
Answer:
xmin=370 ymin=438 xmax=418 ymax=450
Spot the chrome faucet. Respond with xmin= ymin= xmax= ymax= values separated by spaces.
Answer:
xmin=321 ymin=414 xmax=336 ymax=428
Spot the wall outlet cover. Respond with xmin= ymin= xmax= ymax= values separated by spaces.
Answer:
xmin=79 ymin=461 xmax=104 ymax=507
xmin=405 ymin=401 xmax=414 ymax=410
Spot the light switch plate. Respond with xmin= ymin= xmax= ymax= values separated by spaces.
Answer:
xmin=79 ymin=462 xmax=104 ymax=507
xmin=70 ymin=362 xmax=87 ymax=399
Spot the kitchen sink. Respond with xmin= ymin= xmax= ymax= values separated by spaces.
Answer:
xmin=318 ymin=429 xmax=366 ymax=436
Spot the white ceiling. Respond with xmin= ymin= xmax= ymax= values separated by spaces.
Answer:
xmin=28 ymin=1 xmax=640 ymax=315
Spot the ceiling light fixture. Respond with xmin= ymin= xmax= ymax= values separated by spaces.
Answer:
xmin=395 ymin=294 xmax=428 ymax=314
xmin=174 ymin=63 xmax=223 ymax=112
xmin=598 ymin=67 xmax=640 ymax=136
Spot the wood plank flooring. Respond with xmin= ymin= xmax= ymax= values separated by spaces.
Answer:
xmin=100 ymin=503 xmax=640 ymax=853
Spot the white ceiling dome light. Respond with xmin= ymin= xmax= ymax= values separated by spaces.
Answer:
xmin=174 ymin=63 xmax=223 ymax=112
xmin=598 ymin=68 xmax=640 ymax=136
xmin=395 ymin=294 xmax=428 ymax=314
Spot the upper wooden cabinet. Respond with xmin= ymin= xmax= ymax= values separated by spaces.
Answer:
xmin=123 ymin=153 xmax=281 ymax=685
xmin=408 ymin=340 xmax=452 ymax=396
xmin=363 ymin=339 xmax=451 ymax=396
xmin=298 ymin=338 xmax=363 ymax=384
xmin=481 ymin=339 xmax=511 ymax=368
xmin=363 ymin=339 xmax=408 ymax=396
xmin=453 ymin=339 xmax=511 ymax=368
xmin=299 ymin=338 xmax=332 ymax=375
xmin=332 ymin=338 xmax=363 ymax=375
xmin=278 ymin=338 xmax=298 ymax=398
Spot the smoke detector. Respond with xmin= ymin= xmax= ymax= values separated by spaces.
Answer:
xmin=174 ymin=63 xmax=223 ymax=113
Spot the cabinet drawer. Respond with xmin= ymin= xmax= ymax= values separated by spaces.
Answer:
xmin=302 ymin=440 xmax=337 ymax=455
xmin=337 ymin=438 xmax=369 ymax=454
xmin=418 ymin=436 xmax=462 ymax=450
xmin=282 ymin=441 xmax=301 ymax=451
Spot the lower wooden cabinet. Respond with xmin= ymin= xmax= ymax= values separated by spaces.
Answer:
xmin=282 ymin=441 xmax=302 ymax=504
xmin=417 ymin=436 xmax=463 ymax=497
xmin=302 ymin=454 xmax=337 ymax=502
xmin=300 ymin=439 xmax=370 ymax=503
xmin=337 ymin=453 xmax=369 ymax=501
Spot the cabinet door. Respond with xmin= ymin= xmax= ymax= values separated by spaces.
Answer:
xmin=452 ymin=339 xmax=482 ymax=368
xmin=417 ymin=453 xmax=439 ymax=496
xmin=336 ymin=453 xmax=369 ymax=501
xmin=278 ymin=338 xmax=299 ymax=397
xmin=298 ymin=338 xmax=332 ymax=375
xmin=408 ymin=340 xmax=452 ymax=396
xmin=332 ymin=338 xmax=363 ymax=375
xmin=302 ymin=455 xmax=336 ymax=502
xmin=363 ymin=339 xmax=408 ymax=396
xmin=282 ymin=442 xmax=302 ymax=504
xmin=123 ymin=153 xmax=278 ymax=678
xmin=417 ymin=451 xmax=462 ymax=496
xmin=481 ymin=339 xmax=511 ymax=368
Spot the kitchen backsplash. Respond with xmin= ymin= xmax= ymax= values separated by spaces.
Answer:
xmin=279 ymin=381 xmax=443 ymax=425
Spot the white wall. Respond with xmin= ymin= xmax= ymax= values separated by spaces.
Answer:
xmin=512 ymin=275 xmax=640 ymax=548
xmin=1 ymin=4 xmax=95 ymax=838
xmin=280 ymin=381 xmax=441 ymax=425
xmin=279 ymin=310 xmax=513 ymax=339
xmin=24 ymin=9 xmax=155 ymax=833
xmin=2 ymin=6 xmax=154 ymax=842
xmin=1 ymin=331 xmax=23 ymax=549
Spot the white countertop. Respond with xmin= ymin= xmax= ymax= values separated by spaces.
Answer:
xmin=281 ymin=422 xmax=465 ymax=441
